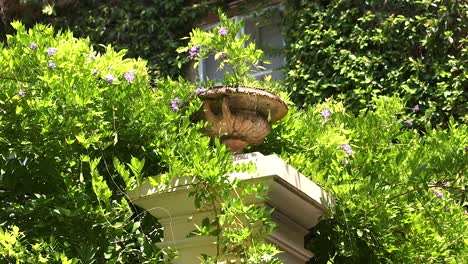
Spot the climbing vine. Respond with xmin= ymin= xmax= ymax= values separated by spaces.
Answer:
xmin=284 ymin=0 xmax=467 ymax=126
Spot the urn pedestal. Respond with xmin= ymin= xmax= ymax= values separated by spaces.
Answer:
xmin=127 ymin=153 xmax=333 ymax=263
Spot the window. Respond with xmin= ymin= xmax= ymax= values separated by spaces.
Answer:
xmin=198 ymin=7 xmax=285 ymax=83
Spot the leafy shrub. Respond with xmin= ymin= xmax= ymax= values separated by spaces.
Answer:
xmin=2 ymin=4 xmax=467 ymax=263
xmin=0 ymin=21 xmax=280 ymax=263
xmin=0 ymin=225 xmax=76 ymax=263
xmin=2 ymin=0 xmax=210 ymax=77
xmin=0 ymin=21 xmax=216 ymax=263
xmin=257 ymin=96 xmax=468 ymax=263
xmin=285 ymin=0 xmax=467 ymax=126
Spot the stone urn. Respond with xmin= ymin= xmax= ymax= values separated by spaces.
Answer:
xmin=196 ymin=85 xmax=288 ymax=153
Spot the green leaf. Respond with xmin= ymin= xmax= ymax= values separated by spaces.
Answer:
xmin=89 ymin=157 xmax=112 ymax=204
xmin=132 ymin=221 xmax=141 ymax=233
xmin=127 ymin=156 xmax=145 ymax=183
xmin=356 ymin=229 xmax=363 ymax=237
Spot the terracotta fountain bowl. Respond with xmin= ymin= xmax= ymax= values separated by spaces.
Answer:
xmin=196 ymin=86 xmax=288 ymax=153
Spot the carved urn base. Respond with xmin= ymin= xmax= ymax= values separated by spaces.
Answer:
xmin=196 ymin=86 xmax=288 ymax=153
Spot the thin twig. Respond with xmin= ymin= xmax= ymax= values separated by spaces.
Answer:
xmin=0 ymin=75 xmax=33 ymax=84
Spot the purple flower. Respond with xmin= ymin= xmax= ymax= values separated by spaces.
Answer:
xmin=47 ymin=47 xmax=57 ymax=57
xmin=170 ymin=97 xmax=180 ymax=112
xmin=221 ymin=53 xmax=228 ymax=60
xmin=340 ymin=144 xmax=353 ymax=157
xmin=92 ymin=69 xmax=99 ymax=75
xmin=18 ymin=90 xmax=26 ymax=98
xmin=188 ymin=45 xmax=199 ymax=60
xmin=413 ymin=104 xmax=420 ymax=113
xmin=404 ymin=120 xmax=413 ymax=128
xmin=218 ymin=26 xmax=228 ymax=36
xmin=29 ymin=42 xmax=38 ymax=51
xmin=195 ymin=87 xmax=206 ymax=95
xmin=48 ymin=61 xmax=56 ymax=69
xmin=435 ymin=191 xmax=444 ymax=199
xmin=124 ymin=71 xmax=135 ymax=83
xmin=105 ymin=74 xmax=115 ymax=84
xmin=89 ymin=54 xmax=97 ymax=60
xmin=321 ymin=109 xmax=331 ymax=120
xmin=445 ymin=206 xmax=451 ymax=212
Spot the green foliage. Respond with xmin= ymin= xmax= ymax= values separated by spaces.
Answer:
xmin=12 ymin=0 xmax=210 ymax=77
xmin=0 ymin=21 xmax=279 ymax=263
xmin=0 ymin=21 xmax=185 ymax=263
xmin=285 ymin=0 xmax=467 ymax=126
xmin=2 ymin=3 xmax=467 ymax=263
xmin=280 ymin=3 xmax=468 ymax=259
xmin=0 ymin=225 xmax=77 ymax=264
xmin=0 ymin=22 xmax=161 ymax=263
xmin=178 ymin=9 xmax=273 ymax=87
xmin=257 ymin=96 xmax=468 ymax=263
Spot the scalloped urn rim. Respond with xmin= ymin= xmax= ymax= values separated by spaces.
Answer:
xmin=196 ymin=85 xmax=289 ymax=124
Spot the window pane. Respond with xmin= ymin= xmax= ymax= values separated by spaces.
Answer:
xmin=202 ymin=10 xmax=285 ymax=82
xmin=245 ymin=15 xmax=285 ymax=81
xmin=258 ymin=23 xmax=284 ymax=80
xmin=204 ymin=54 xmax=225 ymax=81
